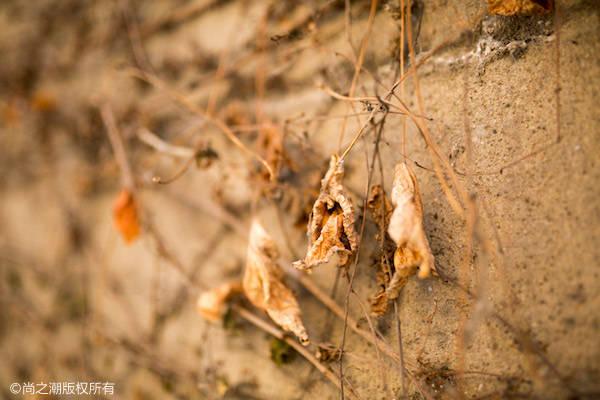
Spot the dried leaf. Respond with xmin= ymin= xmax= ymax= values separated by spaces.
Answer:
xmin=196 ymin=282 xmax=242 ymax=322
xmin=366 ymin=186 xmax=397 ymax=316
xmin=243 ymin=220 xmax=309 ymax=345
xmin=315 ymin=345 xmax=341 ymax=363
xmin=370 ymin=261 xmax=394 ymax=316
xmin=366 ymin=185 xmax=394 ymax=233
xmin=292 ymin=154 xmax=358 ymax=273
xmin=388 ymin=162 xmax=436 ymax=280
xmin=369 ymin=163 xmax=436 ymax=316
xmin=112 ymin=188 xmax=140 ymax=244
xmin=488 ymin=0 xmax=553 ymax=16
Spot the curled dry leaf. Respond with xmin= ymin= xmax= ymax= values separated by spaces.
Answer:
xmin=292 ymin=154 xmax=358 ymax=273
xmin=112 ymin=188 xmax=140 ymax=244
xmin=315 ymin=345 xmax=341 ymax=363
xmin=368 ymin=163 xmax=436 ymax=316
xmin=366 ymin=185 xmax=394 ymax=233
xmin=196 ymin=282 xmax=242 ymax=322
xmin=388 ymin=162 xmax=436 ymax=280
xmin=366 ymin=185 xmax=397 ymax=316
xmin=243 ymin=220 xmax=309 ymax=345
xmin=488 ymin=0 xmax=553 ymax=16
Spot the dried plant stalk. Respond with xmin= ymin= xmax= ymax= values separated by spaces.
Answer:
xmin=244 ymin=220 xmax=309 ymax=345
xmin=388 ymin=162 xmax=436 ymax=280
xmin=196 ymin=282 xmax=242 ymax=322
xmin=488 ymin=0 xmax=553 ymax=16
xmin=292 ymin=154 xmax=358 ymax=273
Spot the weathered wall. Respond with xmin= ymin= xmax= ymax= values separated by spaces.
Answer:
xmin=1 ymin=1 xmax=599 ymax=399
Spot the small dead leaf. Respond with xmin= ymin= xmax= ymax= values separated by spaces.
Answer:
xmin=366 ymin=185 xmax=394 ymax=233
xmin=196 ymin=282 xmax=242 ymax=322
xmin=488 ymin=0 xmax=553 ymax=16
xmin=315 ymin=345 xmax=341 ymax=363
xmin=112 ymin=188 xmax=140 ymax=243
xmin=388 ymin=162 xmax=436 ymax=280
xmin=369 ymin=163 xmax=435 ymax=316
xmin=370 ymin=259 xmax=395 ymax=316
xmin=366 ymin=186 xmax=397 ymax=316
xmin=243 ymin=220 xmax=309 ymax=345
xmin=292 ymin=154 xmax=358 ymax=273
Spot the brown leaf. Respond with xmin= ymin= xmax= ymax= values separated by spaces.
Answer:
xmin=292 ymin=154 xmax=358 ymax=273
xmin=243 ymin=220 xmax=309 ymax=345
xmin=366 ymin=185 xmax=394 ymax=232
xmin=315 ymin=345 xmax=341 ymax=363
xmin=366 ymin=186 xmax=396 ymax=316
xmin=369 ymin=163 xmax=436 ymax=316
xmin=388 ymin=162 xmax=435 ymax=280
xmin=112 ymin=188 xmax=140 ymax=244
xmin=488 ymin=0 xmax=553 ymax=16
xmin=196 ymin=282 xmax=242 ymax=322
xmin=370 ymin=268 xmax=393 ymax=317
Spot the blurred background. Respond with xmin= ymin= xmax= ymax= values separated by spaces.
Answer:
xmin=0 ymin=1 xmax=599 ymax=399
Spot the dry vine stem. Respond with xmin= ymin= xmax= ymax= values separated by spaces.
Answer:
xmin=124 ymin=69 xmax=276 ymax=182
xmin=232 ymin=305 xmax=361 ymax=400
xmin=244 ymin=219 xmax=309 ymax=345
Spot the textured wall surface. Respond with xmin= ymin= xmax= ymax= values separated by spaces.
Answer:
xmin=1 ymin=1 xmax=599 ymax=399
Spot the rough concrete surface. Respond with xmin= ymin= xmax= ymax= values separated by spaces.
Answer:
xmin=0 ymin=1 xmax=599 ymax=399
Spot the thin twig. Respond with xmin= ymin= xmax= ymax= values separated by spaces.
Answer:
xmin=337 ymin=0 xmax=378 ymax=155
xmin=232 ymin=305 xmax=361 ymax=400
xmin=137 ymin=127 xmax=195 ymax=158
xmin=126 ymin=69 xmax=275 ymax=181
xmin=100 ymin=103 xmax=135 ymax=190
xmin=338 ymin=108 xmax=378 ymax=164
